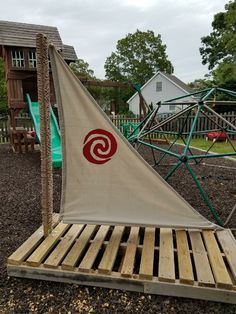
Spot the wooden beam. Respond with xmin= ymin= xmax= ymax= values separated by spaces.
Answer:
xmin=121 ymin=227 xmax=139 ymax=278
xmin=158 ymin=228 xmax=175 ymax=282
xmin=7 ymin=265 xmax=236 ymax=304
xmin=78 ymin=77 xmax=130 ymax=89
xmin=203 ymin=230 xmax=232 ymax=290
xmin=139 ymin=228 xmax=155 ymax=280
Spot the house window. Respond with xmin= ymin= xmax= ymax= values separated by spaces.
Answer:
xmin=169 ymin=104 xmax=176 ymax=111
xmin=11 ymin=50 xmax=25 ymax=68
xmin=28 ymin=51 xmax=37 ymax=68
xmin=156 ymin=81 xmax=162 ymax=92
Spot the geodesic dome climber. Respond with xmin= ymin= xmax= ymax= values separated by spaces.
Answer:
xmin=128 ymin=87 xmax=236 ymax=226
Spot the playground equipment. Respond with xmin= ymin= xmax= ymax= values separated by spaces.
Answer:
xmin=125 ymin=84 xmax=169 ymax=144
xmin=206 ymin=131 xmax=228 ymax=142
xmin=7 ymin=34 xmax=236 ymax=304
xmin=26 ymin=94 xmax=62 ymax=168
xmin=9 ymin=126 xmax=36 ymax=153
xmin=128 ymin=88 xmax=236 ymax=226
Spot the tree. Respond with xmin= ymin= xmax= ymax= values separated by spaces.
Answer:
xmin=188 ymin=78 xmax=213 ymax=91
xmin=0 ymin=57 xmax=7 ymax=114
xmin=199 ymin=1 xmax=236 ymax=90
xmin=104 ymin=29 xmax=173 ymax=85
xmin=213 ymin=62 xmax=236 ymax=90
xmin=70 ymin=58 xmax=103 ymax=106
xmin=70 ymin=58 xmax=95 ymax=79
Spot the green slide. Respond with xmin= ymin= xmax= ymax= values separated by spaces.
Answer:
xmin=26 ymin=94 xmax=62 ymax=168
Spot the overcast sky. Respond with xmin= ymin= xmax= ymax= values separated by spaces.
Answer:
xmin=1 ymin=0 xmax=229 ymax=83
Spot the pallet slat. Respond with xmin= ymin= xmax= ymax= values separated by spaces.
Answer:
xmin=121 ymin=227 xmax=139 ymax=277
xmin=98 ymin=226 xmax=124 ymax=274
xmin=189 ymin=231 xmax=215 ymax=287
xmin=139 ymin=227 xmax=155 ymax=280
xmin=79 ymin=225 xmax=110 ymax=273
xmin=7 ymin=214 xmax=60 ymax=265
xmin=26 ymin=222 xmax=70 ymax=267
xmin=44 ymin=224 xmax=84 ymax=268
xmin=216 ymin=229 xmax=236 ymax=282
xmin=7 ymin=221 xmax=236 ymax=304
xmin=176 ymin=230 xmax=194 ymax=285
xmin=158 ymin=228 xmax=175 ymax=282
xmin=61 ymin=225 xmax=96 ymax=270
xmin=203 ymin=230 xmax=232 ymax=289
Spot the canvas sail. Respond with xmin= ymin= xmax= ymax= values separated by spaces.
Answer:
xmin=50 ymin=46 xmax=219 ymax=229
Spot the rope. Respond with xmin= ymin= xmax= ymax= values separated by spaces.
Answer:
xmin=36 ymin=34 xmax=53 ymax=237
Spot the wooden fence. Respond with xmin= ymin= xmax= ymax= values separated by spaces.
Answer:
xmin=0 ymin=113 xmax=34 ymax=143
xmin=1 ymin=111 xmax=236 ymax=143
xmin=0 ymin=115 xmax=9 ymax=143
xmin=158 ymin=111 xmax=236 ymax=139
xmin=110 ymin=112 xmax=236 ymax=139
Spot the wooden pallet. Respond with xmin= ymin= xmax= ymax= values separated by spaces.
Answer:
xmin=7 ymin=215 xmax=236 ymax=304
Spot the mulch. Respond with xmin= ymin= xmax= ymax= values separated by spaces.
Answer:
xmin=0 ymin=143 xmax=236 ymax=313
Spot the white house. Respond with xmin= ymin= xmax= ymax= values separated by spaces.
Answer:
xmin=127 ymin=71 xmax=195 ymax=115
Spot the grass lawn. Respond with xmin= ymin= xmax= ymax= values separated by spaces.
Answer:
xmin=176 ymin=137 xmax=236 ymax=157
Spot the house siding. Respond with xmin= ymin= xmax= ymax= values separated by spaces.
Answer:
xmin=128 ymin=73 xmax=193 ymax=115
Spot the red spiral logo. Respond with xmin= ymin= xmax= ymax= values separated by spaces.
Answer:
xmin=83 ymin=129 xmax=118 ymax=164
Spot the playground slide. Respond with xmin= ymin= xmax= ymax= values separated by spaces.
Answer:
xmin=26 ymin=94 xmax=62 ymax=168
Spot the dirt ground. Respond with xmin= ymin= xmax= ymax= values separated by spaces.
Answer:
xmin=0 ymin=143 xmax=236 ymax=313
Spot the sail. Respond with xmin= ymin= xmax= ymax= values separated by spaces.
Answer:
xmin=50 ymin=47 xmax=219 ymax=229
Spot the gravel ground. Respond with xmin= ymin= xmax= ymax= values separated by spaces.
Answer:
xmin=0 ymin=143 xmax=236 ymax=313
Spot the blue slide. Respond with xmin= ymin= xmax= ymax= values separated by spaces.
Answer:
xmin=26 ymin=94 xmax=62 ymax=168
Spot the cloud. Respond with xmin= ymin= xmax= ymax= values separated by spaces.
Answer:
xmin=0 ymin=0 xmax=229 ymax=82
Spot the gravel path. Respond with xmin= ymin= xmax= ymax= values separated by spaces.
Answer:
xmin=0 ymin=143 xmax=236 ymax=313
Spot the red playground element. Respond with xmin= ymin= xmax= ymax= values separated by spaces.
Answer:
xmin=206 ymin=131 xmax=228 ymax=142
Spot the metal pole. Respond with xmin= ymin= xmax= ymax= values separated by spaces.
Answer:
xmin=188 ymin=151 xmax=236 ymax=160
xmin=200 ymin=87 xmax=216 ymax=101
xmin=141 ymin=104 xmax=198 ymax=138
xmin=128 ymin=110 xmax=153 ymax=140
xmin=217 ymin=87 xmax=236 ymax=97
xmin=179 ymin=135 xmax=199 ymax=164
xmin=155 ymin=110 xmax=192 ymax=166
xmin=164 ymin=160 xmax=182 ymax=181
xmin=183 ymin=103 xmax=202 ymax=155
xmin=36 ymin=34 xmax=53 ymax=237
xmin=204 ymin=104 xmax=236 ymax=131
xmin=164 ymin=88 xmax=212 ymax=103
xmin=224 ymin=203 xmax=236 ymax=226
xmin=155 ymin=135 xmax=180 ymax=166
xmin=137 ymin=139 xmax=179 ymax=158
xmin=185 ymin=162 xmax=222 ymax=225
xmin=148 ymin=133 xmax=157 ymax=166
xmin=136 ymin=105 xmax=160 ymax=138
xmin=201 ymin=107 xmax=225 ymax=130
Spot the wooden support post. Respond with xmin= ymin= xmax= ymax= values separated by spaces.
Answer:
xmin=36 ymin=34 xmax=53 ymax=237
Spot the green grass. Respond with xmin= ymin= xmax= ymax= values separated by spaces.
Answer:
xmin=176 ymin=137 xmax=236 ymax=157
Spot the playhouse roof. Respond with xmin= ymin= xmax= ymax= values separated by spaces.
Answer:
xmin=62 ymin=44 xmax=77 ymax=62
xmin=0 ymin=20 xmax=77 ymax=60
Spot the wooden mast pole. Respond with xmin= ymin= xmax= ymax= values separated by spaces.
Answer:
xmin=36 ymin=34 xmax=53 ymax=237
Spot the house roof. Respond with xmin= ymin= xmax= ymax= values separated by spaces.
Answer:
xmin=127 ymin=71 xmax=192 ymax=103
xmin=0 ymin=20 xmax=78 ymax=61
xmin=62 ymin=44 xmax=77 ymax=61
xmin=164 ymin=73 xmax=192 ymax=93
xmin=0 ymin=20 xmax=63 ymax=50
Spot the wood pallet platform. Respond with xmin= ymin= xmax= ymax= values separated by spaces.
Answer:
xmin=7 ymin=215 xmax=236 ymax=304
